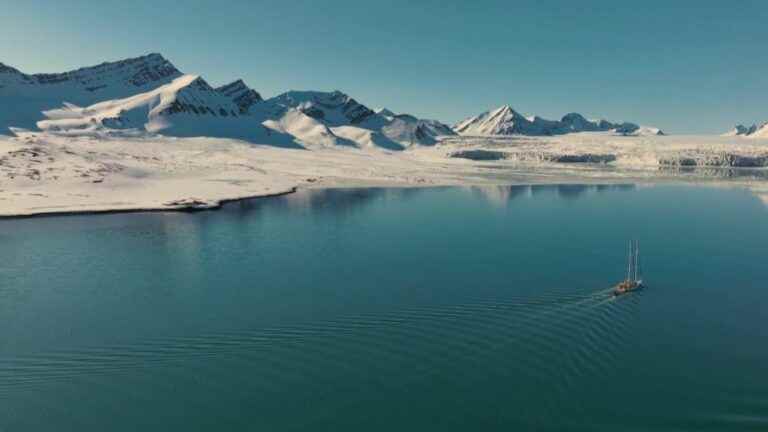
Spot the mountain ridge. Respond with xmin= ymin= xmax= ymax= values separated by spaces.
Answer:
xmin=0 ymin=53 xmax=184 ymax=132
xmin=1 ymin=53 xmax=180 ymax=90
xmin=3 ymin=54 xmax=455 ymax=150
xmin=215 ymin=79 xmax=263 ymax=114
xmin=454 ymin=105 xmax=664 ymax=137
xmin=0 ymin=53 xmax=681 ymax=147
xmin=34 ymin=74 xmax=303 ymax=147
xmin=724 ymin=122 xmax=768 ymax=138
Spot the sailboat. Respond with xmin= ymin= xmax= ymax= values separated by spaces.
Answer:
xmin=613 ymin=240 xmax=643 ymax=296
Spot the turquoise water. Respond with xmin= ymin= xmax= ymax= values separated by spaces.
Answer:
xmin=1 ymin=185 xmax=767 ymax=431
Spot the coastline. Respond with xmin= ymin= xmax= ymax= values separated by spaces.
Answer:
xmin=2 ymin=132 xmax=768 ymax=219
xmin=0 ymin=186 xmax=299 ymax=219
xmin=3 ymin=175 xmax=767 ymax=220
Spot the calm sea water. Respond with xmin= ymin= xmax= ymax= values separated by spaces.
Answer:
xmin=1 ymin=185 xmax=767 ymax=431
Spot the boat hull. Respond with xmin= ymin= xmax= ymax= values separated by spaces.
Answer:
xmin=612 ymin=281 xmax=643 ymax=296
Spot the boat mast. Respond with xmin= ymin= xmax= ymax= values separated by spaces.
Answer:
xmin=627 ymin=240 xmax=633 ymax=281
xmin=633 ymin=241 xmax=639 ymax=281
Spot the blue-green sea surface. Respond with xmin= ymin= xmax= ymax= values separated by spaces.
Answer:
xmin=1 ymin=185 xmax=767 ymax=431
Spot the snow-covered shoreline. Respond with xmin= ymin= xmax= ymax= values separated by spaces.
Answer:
xmin=2 ymin=131 xmax=768 ymax=218
xmin=4 ymin=52 xmax=767 ymax=219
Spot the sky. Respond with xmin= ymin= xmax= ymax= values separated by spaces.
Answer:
xmin=1 ymin=0 xmax=766 ymax=134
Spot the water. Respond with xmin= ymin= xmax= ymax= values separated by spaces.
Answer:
xmin=1 ymin=185 xmax=767 ymax=431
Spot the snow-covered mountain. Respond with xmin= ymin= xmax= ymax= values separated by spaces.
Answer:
xmin=382 ymin=114 xmax=456 ymax=146
xmin=724 ymin=122 xmax=768 ymax=138
xmin=0 ymin=53 xmax=182 ymax=132
xmin=370 ymin=110 xmax=456 ymax=146
xmin=270 ymin=90 xmax=375 ymax=126
xmin=1 ymin=54 xmax=455 ymax=150
xmin=266 ymin=90 xmax=456 ymax=148
xmin=32 ymin=73 xmax=367 ymax=149
xmin=4 ymin=53 xmax=675 ymax=149
xmin=750 ymin=124 xmax=768 ymax=138
xmin=454 ymin=105 xmax=664 ymax=137
xmin=35 ymin=74 xmax=303 ymax=147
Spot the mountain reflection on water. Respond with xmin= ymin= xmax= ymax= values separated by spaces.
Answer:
xmin=467 ymin=183 xmax=636 ymax=206
xmin=224 ymin=184 xmax=639 ymax=215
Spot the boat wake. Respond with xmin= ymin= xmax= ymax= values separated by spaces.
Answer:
xmin=0 ymin=284 xmax=638 ymax=401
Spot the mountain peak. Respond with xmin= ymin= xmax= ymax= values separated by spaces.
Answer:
xmin=454 ymin=104 xmax=528 ymax=135
xmin=561 ymin=112 xmax=588 ymax=122
xmin=187 ymin=76 xmax=215 ymax=91
xmin=225 ymin=78 xmax=246 ymax=87
xmin=490 ymin=104 xmax=518 ymax=117
xmin=144 ymin=52 xmax=166 ymax=60
xmin=376 ymin=107 xmax=396 ymax=117
xmin=269 ymin=90 xmax=374 ymax=126
xmin=0 ymin=62 xmax=22 ymax=74
xmin=216 ymin=79 xmax=262 ymax=113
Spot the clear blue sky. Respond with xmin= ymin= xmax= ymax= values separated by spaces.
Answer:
xmin=2 ymin=0 xmax=766 ymax=133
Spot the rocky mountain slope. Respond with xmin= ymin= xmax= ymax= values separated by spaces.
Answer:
xmin=266 ymin=90 xmax=455 ymax=148
xmin=215 ymin=79 xmax=263 ymax=114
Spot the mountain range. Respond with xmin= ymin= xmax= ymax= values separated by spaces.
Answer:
xmin=454 ymin=105 xmax=663 ymax=137
xmin=724 ymin=123 xmax=768 ymax=138
xmin=1 ymin=53 xmax=670 ymax=149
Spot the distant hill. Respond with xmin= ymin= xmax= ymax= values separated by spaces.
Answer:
xmin=724 ymin=122 xmax=768 ymax=138
xmin=454 ymin=105 xmax=664 ymax=137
